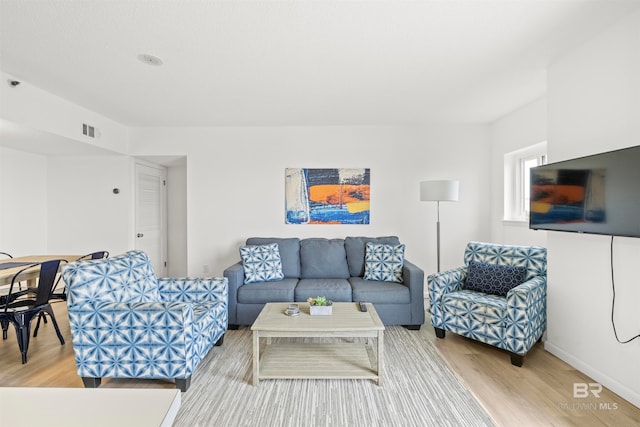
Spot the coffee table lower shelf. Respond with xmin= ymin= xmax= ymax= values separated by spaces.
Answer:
xmin=258 ymin=342 xmax=379 ymax=382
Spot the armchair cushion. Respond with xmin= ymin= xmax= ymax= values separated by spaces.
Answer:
xmin=363 ymin=242 xmax=405 ymax=283
xmin=441 ymin=290 xmax=507 ymax=326
xmin=464 ymin=261 xmax=526 ymax=297
xmin=240 ymin=243 xmax=285 ymax=284
xmin=65 ymin=250 xmax=160 ymax=305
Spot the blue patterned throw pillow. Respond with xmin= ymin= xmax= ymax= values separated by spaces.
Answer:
xmin=240 ymin=243 xmax=285 ymax=284
xmin=464 ymin=261 xmax=526 ymax=296
xmin=363 ymin=242 xmax=405 ymax=283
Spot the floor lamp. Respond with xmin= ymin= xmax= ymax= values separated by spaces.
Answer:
xmin=420 ymin=180 xmax=459 ymax=272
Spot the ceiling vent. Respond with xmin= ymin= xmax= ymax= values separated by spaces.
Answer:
xmin=82 ymin=123 xmax=96 ymax=138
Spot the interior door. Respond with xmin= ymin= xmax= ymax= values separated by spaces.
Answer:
xmin=135 ymin=162 xmax=167 ymax=277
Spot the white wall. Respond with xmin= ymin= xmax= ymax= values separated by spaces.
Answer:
xmin=129 ymin=125 xmax=492 ymax=277
xmin=545 ymin=10 xmax=640 ymax=407
xmin=0 ymin=147 xmax=48 ymax=255
xmin=45 ymin=155 xmax=134 ymax=256
xmin=489 ymin=97 xmax=548 ymax=247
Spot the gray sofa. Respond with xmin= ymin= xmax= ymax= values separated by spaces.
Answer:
xmin=223 ymin=236 xmax=425 ymax=329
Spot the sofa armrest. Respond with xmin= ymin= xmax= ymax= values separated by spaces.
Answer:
xmin=403 ymin=260 xmax=424 ymax=300
xmin=223 ymin=262 xmax=245 ymax=325
xmin=427 ymin=266 xmax=467 ymax=305
xmin=505 ymin=275 xmax=547 ymax=354
xmin=402 ymin=260 xmax=425 ymax=325
xmin=157 ymin=277 xmax=228 ymax=304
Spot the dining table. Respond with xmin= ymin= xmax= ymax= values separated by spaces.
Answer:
xmin=0 ymin=255 xmax=80 ymax=288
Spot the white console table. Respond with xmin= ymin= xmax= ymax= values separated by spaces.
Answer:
xmin=0 ymin=387 xmax=181 ymax=427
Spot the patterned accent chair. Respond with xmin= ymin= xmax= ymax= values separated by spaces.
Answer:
xmin=428 ymin=242 xmax=546 ymax=366
xmin=62 ymin=250 xmax=228 ymax=392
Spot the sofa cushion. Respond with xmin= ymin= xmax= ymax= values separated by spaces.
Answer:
xmin=300 ymin=238 xmax=350 ymax=279
xmin=240 ymin=243 xmax=285 ymax=284
xmin=363 ymin=242 xmax=405 ymax=283
xmin=294 ymin=278 xmax=352 ymax=302
xmin=246 ymin=237 xmax=301 ymax=278
xmin=345 ymin=236 xmax=401 ymax=277
xmin=349 ymin=277 xmax=410 ymax=304
xmin=237 ymin=278 xmax=298 ymax=304
xmin=464 ymin=261 xmax=526 ymax=296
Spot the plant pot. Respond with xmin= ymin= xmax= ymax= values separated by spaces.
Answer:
xmin=309 ymin=304 xmax=332 ymax=316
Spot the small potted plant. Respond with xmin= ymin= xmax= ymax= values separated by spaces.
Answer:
xmin=307 ymin=296 xmax=333 ymax=315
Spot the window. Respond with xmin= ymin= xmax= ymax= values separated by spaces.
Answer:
xmin=504 ymin=142 xmax=547 ymax=221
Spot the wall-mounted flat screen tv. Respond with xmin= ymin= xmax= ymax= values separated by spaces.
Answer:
xmin=529 ymin=145 xmax=640 ymax=237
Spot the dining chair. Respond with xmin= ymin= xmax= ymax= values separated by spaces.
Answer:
xmin=0 ymin=259 xmax=67 ymax=364
xmin=77 ymin=251 xmax=110 ymax=261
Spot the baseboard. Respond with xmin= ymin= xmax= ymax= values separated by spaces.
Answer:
xmin=544 ymin=341 xmax=640 ymax=408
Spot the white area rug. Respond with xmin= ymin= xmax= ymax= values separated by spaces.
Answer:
xmin=173 ymin=325 xmax=495 ymax=427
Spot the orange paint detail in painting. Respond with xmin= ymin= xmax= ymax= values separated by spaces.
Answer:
xmin=308 ymin=184 xmax=370 ymax=204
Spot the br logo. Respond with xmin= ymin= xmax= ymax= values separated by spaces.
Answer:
xmin=573 ymin=383 xmax=603 ymax=398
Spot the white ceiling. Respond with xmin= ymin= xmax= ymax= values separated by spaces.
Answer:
xmin=1 ymin=0 xmax=639 ymax=127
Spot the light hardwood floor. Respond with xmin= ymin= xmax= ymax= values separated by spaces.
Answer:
xmin=1 ymin=301 xmax=638 ymax=426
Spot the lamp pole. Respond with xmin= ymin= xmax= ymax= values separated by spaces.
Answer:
xmin=436 ymin=200 xmax=441 ymax=273
xmin=420 ymin=180 xmax=459 ymax=275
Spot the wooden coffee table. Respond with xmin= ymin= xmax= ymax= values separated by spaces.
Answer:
xmin=251 ymin=302 xmax=385 ymax=386
xmin=0 ymin=388 xmax=180 ymax=427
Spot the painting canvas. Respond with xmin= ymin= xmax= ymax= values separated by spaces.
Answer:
xmin=285 ymin=168 xmax=370 ymax=224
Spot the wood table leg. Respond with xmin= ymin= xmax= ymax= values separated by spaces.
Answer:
xmin=377 ymin=330 xmax=384 ymax=386
xmin=252 ymin=331 xmax=259 ymax=386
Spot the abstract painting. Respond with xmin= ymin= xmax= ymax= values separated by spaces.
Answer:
xmin=285 ymin=168 xmax=370 ymax=224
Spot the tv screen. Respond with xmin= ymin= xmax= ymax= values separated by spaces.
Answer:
xmin=529 ymin=145 xmax=640 ymax=237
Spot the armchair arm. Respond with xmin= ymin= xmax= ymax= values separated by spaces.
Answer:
xmin=427 ymin=266 xmax=467 ymax=329
xmin=505 ymin=275 xmax=547 ymax=354
xmin=427 ymin=266 xmax=467 ymax=305
xmin=402 ymin=260 xmax=425 ymax=325
xmin=157 ymin=277 xmax=228 ymax=304
xmin=67 ymin=301 xmax=197 ymax=379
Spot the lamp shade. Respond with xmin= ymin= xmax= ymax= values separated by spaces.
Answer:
xmin=420 ymin=180 xmax=459 ymax=202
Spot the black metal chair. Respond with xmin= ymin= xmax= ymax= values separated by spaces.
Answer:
xmin=0 ymin=259 xmax=67 ymax=364
xmin=77 ymin=251 xmax=110 ymax=262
